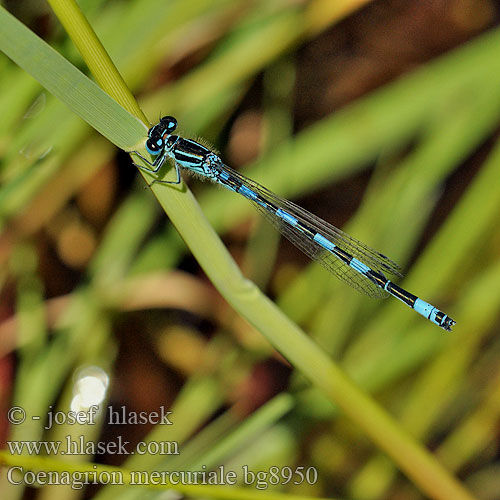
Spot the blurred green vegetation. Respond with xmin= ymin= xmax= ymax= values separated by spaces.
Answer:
xmin=1 ymin=1 xmax=500 ymax=500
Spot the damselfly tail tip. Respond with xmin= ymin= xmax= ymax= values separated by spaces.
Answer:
xmin=442 ymin=316 xmax=456 ymax=332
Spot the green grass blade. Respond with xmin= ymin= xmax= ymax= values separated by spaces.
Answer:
xmin=0 ymin=6 xmax=146 ymax=151
xmin=46 ymin=0 xmax=147 ymax=122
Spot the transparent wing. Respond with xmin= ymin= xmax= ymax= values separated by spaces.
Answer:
xmin=214 ymin=163 xmax=403 ymax=299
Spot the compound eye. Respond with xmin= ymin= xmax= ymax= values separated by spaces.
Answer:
xmin=146 ymin=137 xmax=162 ymax=156
xmin=160 ymin=116 xmax=177 ymax=133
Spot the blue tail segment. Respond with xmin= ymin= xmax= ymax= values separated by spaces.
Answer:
xmin=131 ymin=116 xmax=456 ymax=331
xmin=383 ymin=282 xmax=455 ymax=331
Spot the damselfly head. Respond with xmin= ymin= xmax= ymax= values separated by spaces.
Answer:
xmin=145 ymin=134 xmax=163 ymax=156
xmin=145 ymin=117 xmax=177 ymax=155
xmin=159 ymin=116 xmax=177 ymax=134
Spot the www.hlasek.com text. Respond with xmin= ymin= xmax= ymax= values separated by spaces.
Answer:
xmin=7 ymin=435 xmax=179 ymax=456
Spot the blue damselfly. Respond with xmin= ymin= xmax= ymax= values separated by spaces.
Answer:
xmin=130 ymin=116 xmax=455 ymax=331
